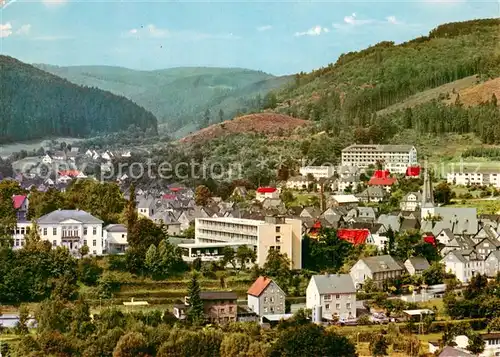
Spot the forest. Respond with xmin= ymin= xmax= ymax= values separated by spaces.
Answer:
xmin=0 ymin=56 xmax=158 ymax=143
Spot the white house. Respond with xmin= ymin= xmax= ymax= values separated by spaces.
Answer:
xmin=350 ymin=255 xmax=405 ymax=289
xmin=285 ymin=176 xmax=312 ymax=190
xmin=42 ymin=154 xmax=53 ymax=164
xmin=255 ymin=187 xmax=279 ymax=202
xmin=400 ymin=192 xmax=422 ymax=212
xmin=137 ymin=196 xmax=157 ymax=218
xmin=299 ymin=166 xmax=335 ymax=180
xmin=447 ymin=170 xmax=500 ymax=188
xmin=404 ymin=257 xmax=430 ymax=276
xmin=247 ymin=276 xmax=286 ymax=316
xmin=441 ymin=249 xmax=484 ymax=283
xmin=306 ymin=274 xmax=357 ymax=321
xmin=104 ymin=224 xmax=128 ymax=254
xmin=37 ymin=209 xmax=104 ymax=256
xmin=485 ymin=251 xmax=500 ymax=277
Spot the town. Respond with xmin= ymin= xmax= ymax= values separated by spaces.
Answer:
xmin=1 ymin=142 xmax=500 ymax=357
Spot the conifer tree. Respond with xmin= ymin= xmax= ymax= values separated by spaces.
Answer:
xmin=187 ymin=271 xmax=204 ymax=325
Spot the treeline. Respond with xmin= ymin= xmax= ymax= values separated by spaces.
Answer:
xmin=0 ymin=56 xmax=158 ymax=143
xmin=462 ymin=147 xmax=500 ymax=159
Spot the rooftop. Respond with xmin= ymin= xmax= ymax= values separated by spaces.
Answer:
xmin=342 ymin=144 xmax=415 ymax=153
xmin=37 ymin=209 xmax=103 ymax=224
xmin=311 ymin=274 xmax=356 ymax=294
xmin=247 ymin=276 xmax=273 ymax=297
xmin=199 ymin=291 xmax=238 ymax=300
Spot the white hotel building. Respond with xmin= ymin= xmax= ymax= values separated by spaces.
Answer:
xmin=341 ymin=144 xmax=417 ymax=173
xmin=179 ymin=216 xmax=302 ymax=269
xmin=447 ymin=170 xmax=500 ymax=188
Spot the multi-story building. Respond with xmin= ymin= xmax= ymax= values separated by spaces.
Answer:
xmin=185 ymin=216 xmax=302 ymax=269
xmin=255 ymin=187 xmax=280 ymax=202
xmin=247 ymin=276 xmax=286 ymax=316
xmin=199 ymin=291 xmax=238 ymax=324
xmin=441 ymin=249 xmax=485 ymax=283
xmin=299 ymin=166 xmax=335 ymax=180
xmin=37 ymin=209 xmax=104 ymax=255
xmin=447 ymin=169 xmax=500 ymax=188
xmin=341 ymin=144 xmax=417 ymax=171
xmin=306 ymin=274 xmax=357 ymax=321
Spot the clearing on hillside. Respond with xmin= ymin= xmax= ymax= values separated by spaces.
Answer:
xmin=445 ymin=77 xmax=500 ymax=107
xmin=179 ymin=113 xmax=309 ymax=144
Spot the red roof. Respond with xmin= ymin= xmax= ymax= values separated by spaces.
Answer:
xmin=406 ymin=166 xmax=421 ymax=177
xmin=368 ymin=177 xmax=397 ymax=186
xmin=12 ymin=195 xmax=27 ymax=209
xmin=373 ymin=170 xmax=391 ymax=178
xmin=337 ymin=229 xmax=370 ymax=245
xmin=162 ymin=194 xmax=177 ymax=200
xmin=256 ymin=187 xmax=277 ymax=193
xmin=170 ymin=187 xmax=183 ymax=192
xmin=58 ymin=170 xmax=81 ymax=177
xmin=424 ymin=235 xmax=437 ymax=247
xmin=247 ymin=276 xmax=272 ymax=297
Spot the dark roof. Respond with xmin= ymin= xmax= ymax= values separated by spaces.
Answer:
xmin=38 ymin=209 xmax=103 ymax=224
xmin=310 ymin=274 xmax=356 ymax=294
xmin=199 ymin=291 xmax=237 ymax=300
xmin=406 ymin=257 xmax=430 ymax=271
xmin=361 ymin=255 xmax=405 ymax=273
xmin=438 ymin=346 xmax=474 ymax=357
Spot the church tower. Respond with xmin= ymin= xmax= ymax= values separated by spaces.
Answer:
xmin=421 ymin=168 xmax=435 ymax=220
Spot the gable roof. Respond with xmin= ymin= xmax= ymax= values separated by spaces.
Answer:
xmin=406 ymin=256 xmax=430 ymax=271
xmin=104 ymin=224 xmax=127 ymax=232
xmin=247 ymin=276 xmax=273 ymax=297
xmin=368 ymin=176 xmax=397 ymax=186
xmin=438 ymin=346 xmax=474 ymax=357
xmin=12 ymin=195 xmax=27 ymax=209
xmin=37 ymin=209 xmax=103 ymax=224
xmin=360 ymin=255 xmax=404 ymax=273
xmin=311 ymin=274 xmax=356 ymax=294
xmin=337 ymin=229 xmax=370 ymax=245
xmin=257 ymin=187 xmax=277 ymax=194
xmin=330 ymin=194 xmax=359 ymax=203
xmin=199 ymin=291 xmax=237 ymax=300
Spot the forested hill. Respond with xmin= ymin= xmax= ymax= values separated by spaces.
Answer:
xmin=270 ymin=18 xmax=500 ymax=144
xmin=0 ymin=56 xmax=158 ymax=143
xmin=33 ymin=64 xmax=292 ymax=134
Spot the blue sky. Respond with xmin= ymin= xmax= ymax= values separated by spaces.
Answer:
xmin=0 ymin=0 xmax=498 ymax=75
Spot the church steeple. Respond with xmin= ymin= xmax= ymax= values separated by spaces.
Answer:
xmin=422 ymin=168 xmax=434 ymax=208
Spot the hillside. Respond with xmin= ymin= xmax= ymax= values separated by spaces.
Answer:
xmin=269 ymin=18 xmax=500 ymax=144
xmin=179 ymin=113 xmax=309 ymax=144
xmin=0 ymin=56 xmax=158 ymax=143
xmin=34 ymin=64 xmax=292 ymax=133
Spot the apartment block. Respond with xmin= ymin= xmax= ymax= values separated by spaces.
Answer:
xmin=447 ymin=170 xmax=500 ymax=188
xmin=189 ymin=216 xmax=302 ymax=269
xmin=341 ymin=144 xmax=417 ymax=171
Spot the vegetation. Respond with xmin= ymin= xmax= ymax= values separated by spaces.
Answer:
xmin=0 ymin=55 xmax=158 ymax=143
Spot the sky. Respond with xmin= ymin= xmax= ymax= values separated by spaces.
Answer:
xmin=0 ymin=0 xmax=498 ymax=75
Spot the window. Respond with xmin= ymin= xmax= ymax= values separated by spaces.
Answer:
xmin=325 ymin=304 xmax=330 ymax=309
xmin=270 ymin=297 xmax=274 ymax=303
xmin=93 ymin=240 xmax=97 ymax=247
xmin=15 ymin=239 xmax=19 ymax=246
xmin=269 ymin=246 xmax=275 ymax=251
xmin=229 ymin=306 xmax=233 ymax=313
xmin=93 ymin=227 xmax=97 ymax=235
xmin=84 ymin=240 xmax=87 ymax=246
xmin=53 ymin=227 xmax=57 ymax=235
xmin=264 ymin=297 xmax=268 ymax=302
xmin=93 ymin=250 xmax=96 ymax=255
xmin=276 ymin=226 xmax=281 ymax=233
xmin=84 ymin=227 xmax=87 ymax=235
xmin=264 ymin=307 xmax=268 ymax=313
xmin=336 ymin=303 xmax=340 ymax=310
xmin=336 ymin=294 xmax=340 ymax=299
xmin=276 ymin=246 xmax=281 ymax=252
xmin=346 ymin=303 xmax=351 ymax=309
xmin=220 ymin=308 xmax=225 ymax=314
xmin=275 ymin=236 xmax=281 ymax=243
xmin=20 ymin=227 xmax=25 ymax=235
xmin=43 ymin=228 xmax=47 ymax=236
xmin=52 ymin=240 xmax=56 ymax=246
xmin=324 ymin=294 xmax=332 ymax=301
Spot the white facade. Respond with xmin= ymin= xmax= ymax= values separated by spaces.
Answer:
xmin=193 ymin=216 xmax=302 ymax=269
xmin=104 ymin=224 xmax=128 ymax=254
xmin=447 ymin=171 xmax=500 ymax=188
xmin=306 ymin=274 xmax=357 ymax=321
xmin=37 ymin=209 xmax=104 ymax=256
xmin=441 ymin=251 xmax=484 ymax=283
xmin=341 ymin=144 xmax=417 ymax=169
xmin=255 ymin=188 xmax=280 ymax=202
xmin=12 ymin=222 xmax=31 ymax=249
xmin=400 ymin=192 xmax=421 ymax=211
xmin=385 ymin=162 xmax=411 ymax=174
xmin=299 ymin=166 xmax=335 ymax=180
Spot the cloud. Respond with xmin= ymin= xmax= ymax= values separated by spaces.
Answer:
xmin=0 ymin=22 xmax=13 ymax=38
xmin=16 ymin=24 xmax=31 ymax=35
xmin=294 ymin=25 xmax=330 ymax=37
xmin=257 ymin=25 xmax=272 ymax=32
xmin=343 ymin=13 xmax=373 ymax=26
xmin=386 ymin=16 xmax=402 ymax=25
xmin=42 ymin=0 xmax=68 ymax=6
xmin=125 ymin=24 xmax=239 ymax=41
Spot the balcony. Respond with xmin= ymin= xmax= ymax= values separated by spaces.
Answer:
xmin=61 ymin=234 xmax=81 ymax=240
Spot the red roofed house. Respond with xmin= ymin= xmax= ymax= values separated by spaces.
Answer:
xmin=406 ymin=166 xmax=421 ymax=177
xmin=256 ymin=187 xmax=279 ymax=202
xmin=337 ymin=229 xmax=373 ymax=246
xmin=247 ymin=276 xmax=286 ymax=316
xmin=368 ymin=170 xmax=397 ymax=192
xmin=12 ymin=195 xmax=28 ymax=220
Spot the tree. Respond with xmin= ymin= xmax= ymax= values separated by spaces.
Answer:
xmin=112 ymin=332 xmax=149 ymax=357
xmin=125 ymin=183 xmax=137 ymax=231
xmin=187 ymin=271 xmax=204 ymax=325
xmin=434 ymin=181 xmax=455 ymax=205
xmin=195 ymin=185 xmax=212 ymax=206
xmin=487 ymin=316 xmax=500 ymax=332
xmin=15 ymin=304 xmax=30 ymax=335
xmin=467 ymin=332 xmax=485 ymax=355
xmin=269 ymin=324 xmax=357 ymax=357
xmin=222 ymin=246 xmax=237 ymax=269
xmin=220 ymin=333 xmax=252 ymax=357
xmin=302 ymin=229 xmax=353 ymax=272
xmin=422 ymin=262 xmax=446 ymax=285
xmin=236 ymin=245 xmax=256 ymax=270
xmin=77 ymin=257 xmax=103 ymax=286
xmin=218 ymin=108 xmax=225 ymax=122
xmin=369 ymin=334 xmax=389 ymax=357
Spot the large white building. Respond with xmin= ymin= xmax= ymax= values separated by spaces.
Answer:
xmin=37 ymin=209 xmax=105 ymax=255
xmin=299 ymin=166 xmax=335 ymax=180
xmin=341 ymin=144 xmax=417 ymax=172
xmin=180 ymin=216 xmax=302 ymax=269
xmin=447 ymin=170 xmax=500 ymax=188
